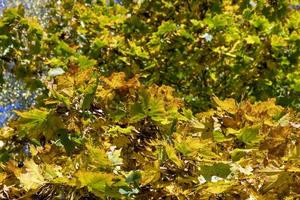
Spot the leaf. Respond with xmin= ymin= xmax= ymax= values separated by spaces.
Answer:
xmin=200 ymin=163 xmax=231 ymax=181
xmin=213 ymin=130 xmax=232 ymax=143
xmin=128 ymin=41 xmax=149 ymax=59
xmin=108 ymin=125 xmax=135 ymax=136
xmin=101 ymin=72 xmax=127 ymax=90
xmin=59 ymin=131 xmax=76 ymax=154
xmin=75 ymin=171 xmax=114 ymax=192
xmin=15 ymin=108 xmax=49 ymax=123
xmin=15 ymin=109 xmax=49 ymax=132
xmin=141 ymin=161 xmax=161 ymax=185
xmin=86 ymin=144 xmax=112 ymax=168
xmin=18 ymin=160 xmax=45 ymax=191
xmin=81 ymin=75 xmax=98 ymax=110
xmin=212 ymin=96 xmax=237 ymax=114
xmin=260 ymin=172 xmax=293 ymax=194
xmin=93 ymin=38 xmax=109 ymax=49
xmin=107 ymin=147 xmax=123 ymax=166
xmin=0 ymin=172 xmax=7 ymax=183
xmin=230 ymin=148 xmax=248 ymax=161
xmin=245 ymin=35 xmax=261 ymax=44
xmin=2 ymin=7 xmax=22 ymax=23
xmin=0 ymin=149 xmax=10 ymax=162
xmin=126 ymin=170 xmax=141 ymax=185
xmin=15 ymin=109 xmax=64 ymax=139
xmin=77 ymin=55 xmax=97 ymax=69
xmin=118 ymin=188 xmax=139 ymax=196
xmin=198 ymin=181 xmax=237 ymax=194
xmin=175 ymin=136 xmax=218 ymax=159
xmin=147 ymin=98 xmax=166 ymax=123
xmin=55 ymin=41 xmax=76 ymax=55
xmin=50 ymin=89 xmax=71 ymax=108
xmin=43 ymin=164 xmax=63 ymax=181
xmin=182 ymin=108 xmax=194 ymax=120
xmin=156 ymin=21 xmax=177 ymax=36
xmin=130 ymin=91 xmax=166 ymax=123
xmin=190 ymin=119 xmax=205 ymax=129
xmin=45 ymin=58 xmax=66 ymax=68
xmin=164 ymin=143 xmax=183 ymax=168
xmin=130 ymin=103 xmax=146 ymax=122
xmin=271 ymin=35 xmax=287 ymax=47
xmin=238 ymin=127 xmax=260 ymax=145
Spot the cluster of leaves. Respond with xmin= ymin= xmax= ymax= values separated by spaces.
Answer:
xmin=1 ymin=72 xmax=300 ymax=199
xmin=0 ymin=0 xmax=300 ymax=199
xmin=0 ymin=0 xmax=300 ymax=111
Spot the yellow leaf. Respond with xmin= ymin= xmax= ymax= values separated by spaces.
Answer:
xmin=212 ymin=96 xmax=237 ymax=114
xmin=164 ymin=143 xmax=184 ymax=168
xmin=141 ymin=161 xmax=161 ymax=185
xmin=198 ymin=181 xmax=237 ymax=194
xmin=86 ymin=144 xmax=112 ymax=168
xmin=0 ymin=172 xmax=7 ymax=183
xmin=101 ymin=72 xmax=126 ymax=90
xmin=75 ymin=171 xmax=114 ymax=192
xmin=43 ymin=164 xmax=63 ymax=181
xmin=0 ymin=127 xmax=14 ymax=139
xmin=18 ymin=160 xmax=45 ymax=191
xmin=175 ymin=135 xmax=219 ymax=159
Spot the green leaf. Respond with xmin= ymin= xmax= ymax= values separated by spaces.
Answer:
xmin=77 ymin=55 xmax=97 ymax=69
xmin=238 ymin=127 xmax=260 ymax=145
xmin=43 ymin=164 xmax=63 ymax=181
xmin=81 ymin=76 xmax=98 ymax=110
xmin=156 ymin=21 xmax=177 ymax=36
xmin=200 ymin=163 xmax=231 ymax=181
xmin=59 ymin=131 xmax=76 ymax=154
xmin=130 ymin=91 xmax=167 ymax=123
xmin=55 ymin=41 xmax=76 ymax=56
xmin=15 ymin=109 xmax=64 ymax=139
xmin=126 ymin=171 xmax=141 ymax=185
xmin=14 ymin=109 xmax=50 ymax=133
xmin=45 ymin=58 xmax=66 ymax=68
xmin=213 ymin=131 xmax=232 ymax=143
xmin=130 ymin=103 xmax=146 ymax=122
xmin=0 ymin=149 xmax=9 ymax=163
xmin=230 ymin=149 xmax=248 ymax=161
xmin=93 ymin=38 xmax=109 ymax=49
xmin=50 ymin=89 xmax=71 ymax=108
xmin=141 ymin=161 xmax=161 ymax=185
xmin=108 ymin=125 xmax=135 ymax=136
xmin=75 ymin=171 xmax=114 ymax=193
xmin=245 ymin=35 xmax=261 ymax=44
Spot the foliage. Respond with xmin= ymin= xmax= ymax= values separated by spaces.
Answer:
xmin=0 ymin=0 xmax=300 ymax=199
xmin=0 ymin=0 xmax=300 ymax=111
xmin=1 ymin=78 xmax=300 ymax=198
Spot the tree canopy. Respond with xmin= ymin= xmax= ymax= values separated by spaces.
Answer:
xmin=0 ymin=0 xmax=300 ymax=199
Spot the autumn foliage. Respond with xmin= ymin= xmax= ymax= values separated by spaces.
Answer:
xmin=0 ymin=0 xmax=300 ymax=199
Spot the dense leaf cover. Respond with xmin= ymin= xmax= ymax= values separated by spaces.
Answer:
xmin=0 ymin=0 xmax=300 ymax=199
xmin=0 ymin=0 xmax=46 ymax=127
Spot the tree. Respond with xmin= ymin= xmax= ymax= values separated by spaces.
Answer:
xmin=0 ymin=0 xmax=300 ymax=199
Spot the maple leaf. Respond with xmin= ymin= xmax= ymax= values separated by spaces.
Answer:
xmin=18 ymin=160 xmax=45 ymax=191
xmin=75 ymin=171 xmax=115 ymax=193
